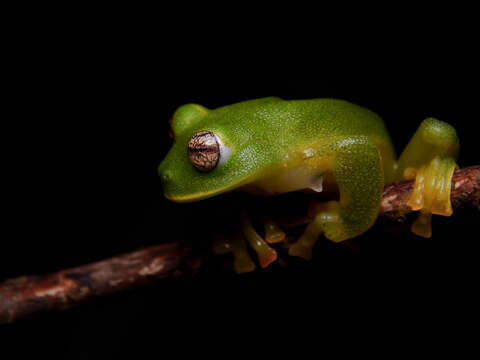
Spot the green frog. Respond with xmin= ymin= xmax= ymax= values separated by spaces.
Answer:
xmin=158 ymin=97 xmax=459 ymax=272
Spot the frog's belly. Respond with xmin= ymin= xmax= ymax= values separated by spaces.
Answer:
xmin=240 ymin=164 xmax=335 ymax=196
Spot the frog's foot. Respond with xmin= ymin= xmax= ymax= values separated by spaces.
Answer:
xmin=288 ymin=218 xmax=323 ymax=260
xmin=405 ymin=156 xmax=457 ymax=238
xmin=212 ymin=212 xmax=281 ymax=273
xmin=261 ymin=216 xmax=286 ymax=244
xmin=288 ymin=200 xmax=340 ymax=260
xmin=241 ymin=211 xmax=278 ymax=268
xmin=212 ymin=233 xmax=256 ymax=274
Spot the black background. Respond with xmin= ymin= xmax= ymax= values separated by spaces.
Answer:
xmin=2 ymin=12 xmax=479 ymax=359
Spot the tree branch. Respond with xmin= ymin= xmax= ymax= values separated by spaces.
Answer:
xmin=1 ymin=165 xmax=478 ymax=324
xmin=380 ymin=165 xmax=479 ymax=219
xmin=0 ymin=243 xmax=190 ymax=324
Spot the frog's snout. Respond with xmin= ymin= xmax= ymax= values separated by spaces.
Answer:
xmin=158 ymin=168 xmax=183 ymax=202
xmin=159 ymin=169 xmax=176 ymax=200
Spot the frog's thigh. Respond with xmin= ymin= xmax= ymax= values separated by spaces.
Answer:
xmin=291 ymin=136 xmax=383 ymax=258
xmin=322 ymin=136 xmax=384 ymax=242
xmin=396 ymin=118 xmax=459 ymax=238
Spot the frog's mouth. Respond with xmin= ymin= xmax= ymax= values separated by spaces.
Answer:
xmin=164 ymin=190 xmax=219 ymax=203
xmin=159 ymin=142 xmax=275 ymax=203
xmin=162 ymin=179 xmax=250 ymax=203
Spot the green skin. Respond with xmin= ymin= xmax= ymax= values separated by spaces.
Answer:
xmin=159 ymin=97 xmax=459 ymax=242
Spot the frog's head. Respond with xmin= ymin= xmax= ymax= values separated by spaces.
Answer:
xmin=158 ymin=101 xmax=279 ymax=202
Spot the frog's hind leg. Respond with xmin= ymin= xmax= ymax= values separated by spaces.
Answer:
xmin=289 ymin=136 xmax=384 ymax=259
xmin=396 ymin=118 xmax=459 ymax=238
xmin=288 ymin=201 xmax=330 ymax=260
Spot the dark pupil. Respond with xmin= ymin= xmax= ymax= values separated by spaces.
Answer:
xmin=189 ymin=147 xmax=209 ymax=153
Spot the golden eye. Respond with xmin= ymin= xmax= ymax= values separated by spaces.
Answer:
xmin=187 ymin=131 xmax=220 ymax=172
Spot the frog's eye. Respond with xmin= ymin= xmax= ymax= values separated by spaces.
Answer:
xmin=187 ymin=131 xmax=223 ymax=172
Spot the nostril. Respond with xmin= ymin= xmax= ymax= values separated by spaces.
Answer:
xmin=160 ymin=171 xmax=170 ymax=183
xmin=158 ymin=162 xmax=172 ymax=186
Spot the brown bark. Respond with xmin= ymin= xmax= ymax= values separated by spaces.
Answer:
xmin=0 ymin=243 xmax=189 ymax=324
xmin=1 ymin=166 xmax=478 ymax=324
xmin=380 ymin=165 xmax=479 ymax=219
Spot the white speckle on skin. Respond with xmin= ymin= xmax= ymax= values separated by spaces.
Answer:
xmin=302 ymin=148 xmax=314 ymax=159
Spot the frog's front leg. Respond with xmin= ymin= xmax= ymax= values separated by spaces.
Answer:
xmin=289 ymin=136 xmax=384 ymax=259
xmin=212 ymin=231 xmax=256 ymax=273
xmin=240 ymin=211 xmax=278 ymax=268
xmin=212 ymin=211 xmax=279 ymax=273
xmin=261 ymin=216 xmax=287 ymax=244
xmin=396 ymin=118 xmax=459 ymax=238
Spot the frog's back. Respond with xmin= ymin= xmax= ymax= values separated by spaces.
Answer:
xmin=212 ymin=97 xmax=391 ymax=144
xmin=211 ymin=97 xmax=396 ymax=182
xmin=283 ymin=98 xmax=391 ymax=143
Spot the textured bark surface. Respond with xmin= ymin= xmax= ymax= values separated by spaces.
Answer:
xmin=0 ymin=243 xmax=189 ymax=324
xmin=380 ymin=165 xmax=479 ymax=219
xmin=1 ymin=166 xmax=478 ymax=324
